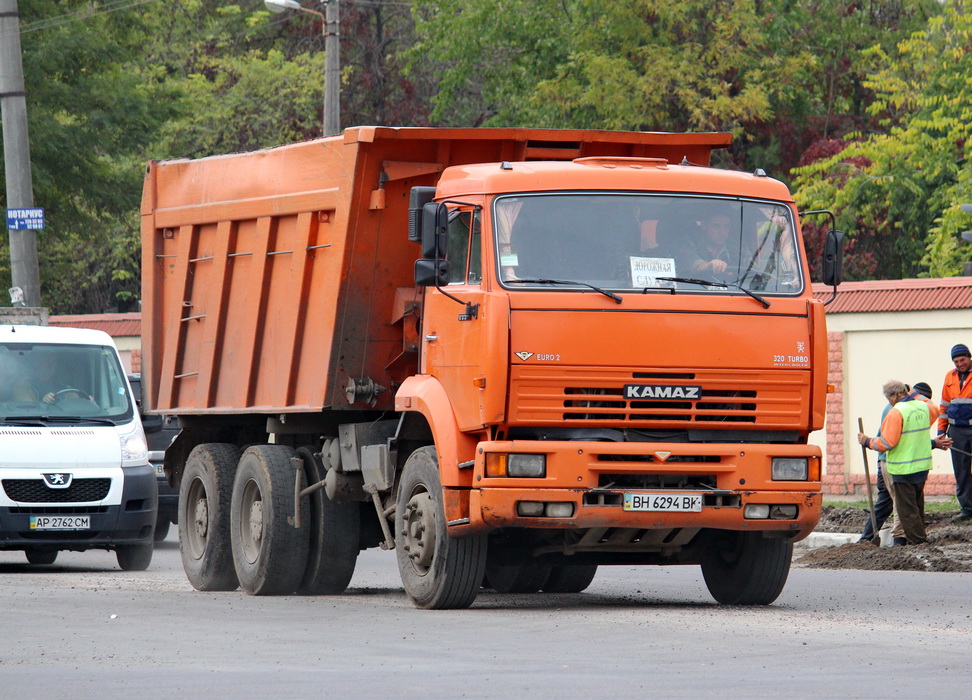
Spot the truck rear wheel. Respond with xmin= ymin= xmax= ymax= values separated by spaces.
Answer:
xmin=117 ymin=543 xmax=153 ymax=571
xmin=541 ymin=565 xmax=598 ymax=593
xmin=179 ymin=443 xmax=242 ymax=591
xmin=295 ymin=446 xmax=360 ymax=595
xmin=700 ymin=532 xmax=792 ymax=605
xmin=395 ymin=446 xmax=486 ymax=609
xmin=231 ymin=445 xmax=309 ymax=595
xmin=484 ymin=561 xmax=551 ymax=593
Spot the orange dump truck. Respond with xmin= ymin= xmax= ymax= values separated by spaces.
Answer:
xmin=142 ymin=127 xmax=842 ymax=608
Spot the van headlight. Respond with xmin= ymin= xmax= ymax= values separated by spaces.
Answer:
xmin=772 ymin=457 xmax=808 ymax=481
xmin=120 ymin=428 xmax=148 ymax=463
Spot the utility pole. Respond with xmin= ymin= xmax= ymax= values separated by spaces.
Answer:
xmin=323 ymin=0 xmax=340 ymax=137
xmin=0 ymin=0 xmax=40 ymax=307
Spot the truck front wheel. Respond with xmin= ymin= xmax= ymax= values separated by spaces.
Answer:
xmin=541 ymin=565 xmax=598 ymax=593
xmin=395 ymin=446 xmax=486 ymax=609
xmin=700 ymin=532 xmax=792 ymax=605
xmin=179 ymin=443 xmax=242 ymax=591
xmin=231 ymin=445 xmax=309 ymax=595
xmin=484 ymin=561 xmax=551 ymax=594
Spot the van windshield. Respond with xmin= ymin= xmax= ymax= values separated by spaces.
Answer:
xmin=494 ymin=194 xmax=802 ymax=295
xmin=0 ymin=342 xmax=135 ymax=425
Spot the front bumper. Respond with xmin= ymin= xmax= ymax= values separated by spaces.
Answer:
xmin=457 ymin=440 xmax=821 ymax=539
xmin=0 ymin=465 xmax=158 ymax=549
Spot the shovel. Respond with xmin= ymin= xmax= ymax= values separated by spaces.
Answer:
xmin=858 ymin=417 xmax=880 ymax=544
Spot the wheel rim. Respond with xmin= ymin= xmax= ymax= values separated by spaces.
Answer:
xmin=239 ymin=478 xmax=264 ymax=565
xmin=185 ymin=476 xmax=209 ymax=559
xmin=401 ymin=490 xmax=436 ymax=574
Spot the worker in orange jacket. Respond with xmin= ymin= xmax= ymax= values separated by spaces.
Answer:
xmin=939 ymin=343 xmax=972 ymax=523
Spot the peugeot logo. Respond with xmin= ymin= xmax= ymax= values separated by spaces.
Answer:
xmin=43 ymin=473 xmax=72 ymax=488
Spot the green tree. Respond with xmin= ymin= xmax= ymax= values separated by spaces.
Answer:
xmin=1 ymin=0 xmax=178 ymax=312
xmin=793 ymin=0 xmax=972 ymax=280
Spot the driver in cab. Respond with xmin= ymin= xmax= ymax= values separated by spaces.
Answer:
xmin=12 ymin=358 xmax=91 ymax=404
xmin=685 ymin=210 xmax=737 ymax=279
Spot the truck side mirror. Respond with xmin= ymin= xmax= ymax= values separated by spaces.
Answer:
xmin=408 ymin=186 xmax=436 ymax=242
xmin=415 ymin=258 xmax=450 ymax=287
xmin=822 ymin=229 xmax=844 ymax=287
xmin=421 ymin=202 xmax=449 ymax=259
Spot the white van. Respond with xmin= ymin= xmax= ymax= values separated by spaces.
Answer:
xmin=0 ymin=324 xmax=157 ymax=569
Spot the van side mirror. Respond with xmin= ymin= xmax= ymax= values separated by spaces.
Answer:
xmin=421 ymin=202 xmax=449 ymax=259
xmin=415 ymin=258 xmax=450 ymax=287
xmin=141 ymin=413 xmax=164 ymax=434
xmin=822 ymin=229 xmax=844 ymax=287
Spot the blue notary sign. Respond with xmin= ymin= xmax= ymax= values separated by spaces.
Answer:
xmin=6 ymin=207 xmax=45 ymax=230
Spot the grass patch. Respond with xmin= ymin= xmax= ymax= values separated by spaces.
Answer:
xmin=824 ymin=497 xmax=960 ymax=514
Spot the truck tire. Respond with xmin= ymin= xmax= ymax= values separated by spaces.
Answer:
xmin=395 ymin=446 xmax=487 ymax=609
xmin=116 ymin=543 xmax=153 ymax=571
xmin=295 ymin=446 xmax=360 ymax=595
xmin=153 ymin=519 xmax=170 ymax=542
xmin=484 ymin=561 xmax=551 ymax=594
xmin=700 ymin=532 xmax=792 ymax=605
xmin=179 ymin=443 xmax=242 ymax=591
xmin=231 ymin=445 xmax=309 ymax=595
xmin=541 ymin=564 xmax=598 ymax=593
xmin=25 ymin=548 xmax=58 ymax=565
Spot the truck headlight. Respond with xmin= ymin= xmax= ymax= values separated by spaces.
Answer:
xmin=485 ymin=453 xmax=546 ymax=478
xmin=772 ymin=457 xmax=808 ymax=481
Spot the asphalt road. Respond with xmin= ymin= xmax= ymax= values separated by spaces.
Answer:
xmin=2 ymin=532 xmax=971 ymax=698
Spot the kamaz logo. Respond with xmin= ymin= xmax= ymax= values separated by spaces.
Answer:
xmin=623 ymin=384 xmax=702 ymax=400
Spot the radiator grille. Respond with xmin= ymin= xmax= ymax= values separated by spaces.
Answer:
xmin=510 ymin=367 xmax=808 ymax=429
xmin=2 ymin=478 xmax=111 ymax=503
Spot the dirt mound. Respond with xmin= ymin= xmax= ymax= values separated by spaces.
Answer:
xmin=795 ymin=506 xmax=972 ymax=572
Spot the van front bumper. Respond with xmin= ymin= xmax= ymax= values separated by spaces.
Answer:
xmin=0 ymin=465 xmax=158 ymax=549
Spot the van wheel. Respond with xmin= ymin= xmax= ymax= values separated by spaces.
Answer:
xmin=700 ymin=532 xmax=792 ymax=605
xmin=484 ymin=561 xmax=551 ymax=593
xmin=541 ymin=565 xmax=598 ymax=593
xmin=25 ymin=548 xmax=58 ymax=565
xmin=231 ymin=445 xmax=309 ymax=595
xmin=295 ymin=446 xmax=360 ymax=595
xmin=179 ymin=443 xmax=242 ymax=591
xmin=117 ymin=543 xmax=153 ymax=571
xmin=395 ymin=446 xmax=486 ymax=609
xmin=153 ymin=519 xmax=170 ymax=542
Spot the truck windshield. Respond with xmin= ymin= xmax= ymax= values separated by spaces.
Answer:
xmin=0 ymin=342 xmax=135 ymax=424
xmin=494 ymin=194 xmax=802 ymax=295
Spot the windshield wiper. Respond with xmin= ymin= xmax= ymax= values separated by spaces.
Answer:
xmin=1 ymin=417 xmax=47 ymax=426
xmin=508 ymin=278 xmax=623 ymax=304
xmin=653 ymin=277 xmax=770 ymax=309
xmin=43 ymin=416 xmax=118 ymax=426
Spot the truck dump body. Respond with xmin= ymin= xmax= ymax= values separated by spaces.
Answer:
xmin=142 ymin=127 xmax=730 ymax=415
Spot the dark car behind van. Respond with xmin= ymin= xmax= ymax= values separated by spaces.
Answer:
xmin=128 ymin=374 xmax=179 ymax=540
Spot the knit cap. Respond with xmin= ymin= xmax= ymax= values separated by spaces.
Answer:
xmin=951 ymin=343 xmax=971 ymax=359
xmin=912 ymin=382 xmax=932 ymax=399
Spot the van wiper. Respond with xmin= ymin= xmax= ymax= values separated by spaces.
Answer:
xmin=44 ymin=416 xmax=118 ymax=426
xmin=1 ymin=417 xmax=47 ymax=426
xmin=653 ymin=277 xmax=770 ymax=309
xmin=508 ymin=278 xmax=623 ymax=304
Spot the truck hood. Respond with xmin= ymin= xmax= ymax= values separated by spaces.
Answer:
xmin=506 ymin=299 xmax=819 ymax=433
xmin=0 ymin=427 xmax=121 ymax=469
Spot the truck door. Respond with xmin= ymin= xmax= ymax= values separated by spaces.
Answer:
xmin=421 ymin=208 xmax=506 ymax=431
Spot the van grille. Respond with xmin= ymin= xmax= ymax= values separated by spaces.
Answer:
xmin=2 ymin=478 xmax=112 ymax=503
xmin=509 ymin=367 xmax=808 ymax=429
